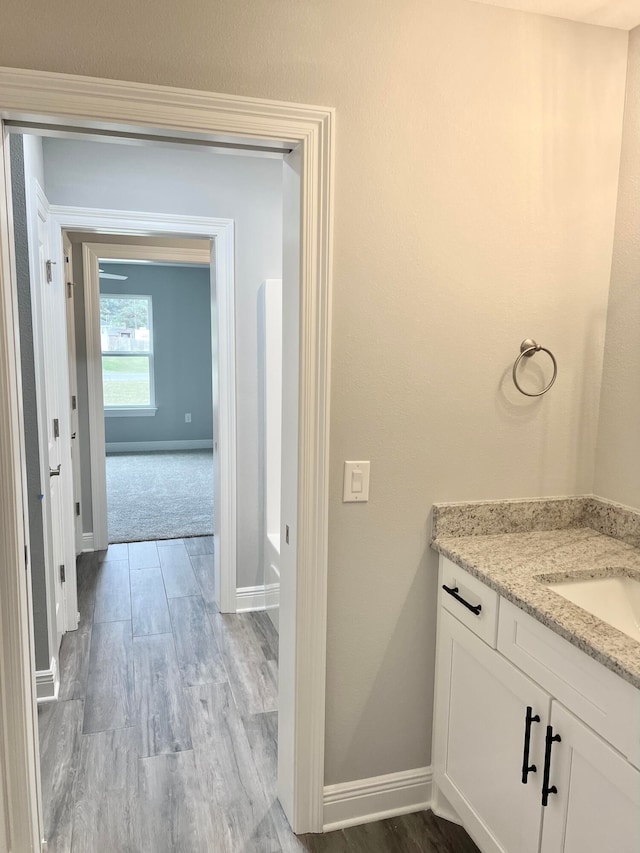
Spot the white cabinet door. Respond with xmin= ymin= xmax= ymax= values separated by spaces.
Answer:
xmin=434 ymin=609 xmax=551 ymax=853
xmin=540 ymin=702 xmax=640 ymax=853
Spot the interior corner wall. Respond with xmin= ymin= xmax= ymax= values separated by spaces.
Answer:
xmin=10 ymin=134 xmax=50 ymax=672
xmin=101 ymin=263 xmax=213 ymax=445
xmin=0 ymin=0 xmax=630 ymax=793
xmin=43 ymin=140 xmax=283 ymax=587
xmin=594 ymin=25 xmax=640 ymax=509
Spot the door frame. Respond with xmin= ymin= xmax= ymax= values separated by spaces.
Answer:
xmin=56 ymin=219 xmax=237 ymax=615
xmin=0 ymin=67 xmax=334 ymax=849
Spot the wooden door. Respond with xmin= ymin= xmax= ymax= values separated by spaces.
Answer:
xmin=433 ymin=609 xmax=550 ymax=853
xmin=540 ymin=701 xmax=640 ymax=853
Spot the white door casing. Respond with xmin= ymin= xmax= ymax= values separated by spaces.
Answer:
xmin=73 ymin=233 xmax=235 ymax=613
xmin=63 ymin=233 xmax=83 ymax=556
xmin=0 ymin=67 xmax=333 ymax=849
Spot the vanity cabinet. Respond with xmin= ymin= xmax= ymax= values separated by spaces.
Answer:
xmin=433 ymin=557 xmax=640 ymax=853
xmin=539 ymin=702 xmax=640 ymax=853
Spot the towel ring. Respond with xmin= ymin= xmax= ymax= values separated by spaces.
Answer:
xmin=512 ymin=339 xmax=557 ymax=397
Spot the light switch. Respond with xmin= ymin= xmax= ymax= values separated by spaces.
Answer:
xmin=343 ymin=461 xmax=370 ymax=502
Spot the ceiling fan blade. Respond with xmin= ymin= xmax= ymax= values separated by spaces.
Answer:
xmin=99 ymin=269 xmax=129 ymax=280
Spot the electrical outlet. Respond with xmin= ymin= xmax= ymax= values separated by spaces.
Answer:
xmin=185 ymin=413 xmax=192 ymax=423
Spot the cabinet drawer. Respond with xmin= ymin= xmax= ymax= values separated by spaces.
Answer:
xmin=498 ymin=598 xmax=640 ymax=768
xmin=439 ymin=557 xmax=499 ymax=647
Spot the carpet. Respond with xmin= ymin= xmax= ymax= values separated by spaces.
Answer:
xmin=106 ymin=450 xmax=214 ymax=543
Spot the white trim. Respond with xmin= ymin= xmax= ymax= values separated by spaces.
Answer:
xmin=0 ymin=67 xmax=333 ymax=841
xmin=106 ymin=439 xmax=213 ymax=453
xmin=104 ymin=407 xmax=157 ymax=417
xmin=101 ymin=290 xmax=155 ymax=410
xmin=236 ymin=585 xmax=266 ymax=612
xmin=81 ymin=532 xmax=94 ymax=552
xmin=235 ymin=582 xmax=281 ymax=613
xmin=71 ymin=234 xmax=235 ymax=611
xmin=35 ymin=659 xmax=59 ymax=703
xmin=323 ymin=767 xmax=433 ymax=832
xmin=60 ymin=236 xmax=220 ymax=557
xmin=430 ymin=783 xmax=463 ymax=826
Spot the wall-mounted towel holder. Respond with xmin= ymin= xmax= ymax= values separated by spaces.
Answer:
xmin=512 ymin=339 xmax=557 ymax=397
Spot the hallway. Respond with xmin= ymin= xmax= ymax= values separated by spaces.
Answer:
xmin=38 ymin=540 xmax=479 ymax=852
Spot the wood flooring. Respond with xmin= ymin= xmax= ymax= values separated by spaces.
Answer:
xmin=39 ymin=539 xmax=480 ymax=852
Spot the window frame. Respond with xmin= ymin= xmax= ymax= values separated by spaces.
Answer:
xmin=100 ymin=291 xmax=157 ymax=416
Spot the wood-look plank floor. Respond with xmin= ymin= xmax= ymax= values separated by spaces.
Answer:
xmin=39 ymin=543 xmax=480 ymax=853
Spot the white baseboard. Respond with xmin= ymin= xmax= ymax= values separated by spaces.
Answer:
xmin=236 ymin=585 xmax=267 ymax=612
xmin=430 ymin=783 xmax=463 ymax=826
xmin=81 ymin=532 xmax=94 ymax=552
xmin=264 ymin=581 xmax=280 ymax=610
xmin=323 ymin=766 xmax=432 ymax=831
xmin=36 ymin=658 xmax=59 ymax=703
xmin=105 ymin=439 xmax=213 ymax=453
xmin=237 ymin=579 xmax=281 ymax=613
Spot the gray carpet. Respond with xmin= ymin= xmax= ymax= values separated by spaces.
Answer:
xmin=106 ymin=450 xmax=214 ymax=543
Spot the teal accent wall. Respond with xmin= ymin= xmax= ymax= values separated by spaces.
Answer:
xmin=101 ymin=262 xmax=213 ymax=444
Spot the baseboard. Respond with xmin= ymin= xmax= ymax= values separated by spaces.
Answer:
xmin=236 ymin=585 xmax=267 ymax=612
xmin=81 ymin=532 xmax=94 ymax=552
xmin=265 ymin=563 xmax=280 ymax=610
xmin=430 ymin=783 xmax=463 ymax=826
xmin=36 ymin=658 xmax=59 ymax=703
xmin=264 ymin=581 xmax=280 ymax=610
xmin=236 ymin=579 xmax=281 ymax=613
xmin=323 ymin=766 xmax=432 ymax=831
xmin=105 ymin=439 xmax=213 ymax=453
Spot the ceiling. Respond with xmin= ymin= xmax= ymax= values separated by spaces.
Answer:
xmin=466 ymin=0 xmax=640 ymax=29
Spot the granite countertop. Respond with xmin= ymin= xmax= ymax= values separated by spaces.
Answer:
xmin=430 ymin=497 xmax=640 ymax=690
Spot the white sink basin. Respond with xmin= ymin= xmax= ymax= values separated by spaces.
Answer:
xmin=547 ymin=575 xmax=640 ymax=642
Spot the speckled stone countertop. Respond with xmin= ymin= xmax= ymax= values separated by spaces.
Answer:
xmin=430 ymin=496 xmax=640 ymax=690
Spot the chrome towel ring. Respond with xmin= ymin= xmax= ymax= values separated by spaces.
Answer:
xmin=512 ymin=339 xmax=557 ymax=397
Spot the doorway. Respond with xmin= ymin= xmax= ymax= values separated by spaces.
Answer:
xmin=99 ymin=258 xmax=215 ymax=544
xmin=0 ymin=69 xmax=333 ymax=848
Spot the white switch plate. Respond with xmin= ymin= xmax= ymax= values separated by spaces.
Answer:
xmin=343 ymin=461 xmax=370 ymax=502
xmin=185 ymin=413 xmax=192 ymax=423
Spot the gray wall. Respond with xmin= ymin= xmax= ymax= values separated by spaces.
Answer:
xmin=1 ymin=0 xmax=629 ymax=789
xmin=43 ymin=138 xmax=282 ymax=589
xmin=10 ymin=135 xmax=49 ymax=672
xmin=100 ymin=263 xmax=213 ymax=445
xmin=594 ymin=25 xmax=640 ymax=508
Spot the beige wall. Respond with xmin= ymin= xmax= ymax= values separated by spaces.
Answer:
xmin=0 ymin=0 xmax=629 ymax=785
xmin=595 ymin=25 xmax=640 ymax=508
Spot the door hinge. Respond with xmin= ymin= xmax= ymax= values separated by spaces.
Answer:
xmin=25 ymin=544 xmax=29 ymax=570
xmin=53 ymin=418 xmax=60 ymax=439
xmin=59 ymin=564 xmax=66 ymax=584
xmin=75 ymin=501 xmax=80 ymax=517
xmin=45 ymin=259 xmax=56 ymax=283
xmin=67 ymin=281 xmax=74 ymax=298
xmin=71 ymin=394 xmax=77 ymax=410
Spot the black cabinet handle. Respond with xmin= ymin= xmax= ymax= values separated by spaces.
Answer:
xmin=442 ymin=584 xmax=482 ymax=616
xmin=541 ymin=725 xmax=561 ymax=806
xmin=521 ymin=706 xmax=540 ymax=784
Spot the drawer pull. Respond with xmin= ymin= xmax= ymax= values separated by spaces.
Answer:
xmin=521 ymin=706 xmax=540 ymax=784
xmin=442 ymin=584 xmax=482 ymax=616
xmin=541 ymin=725 xmax=561 ymax=806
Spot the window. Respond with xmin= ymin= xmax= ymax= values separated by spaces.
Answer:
xmin=100 ymin=294 xmax=155 ymax=411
